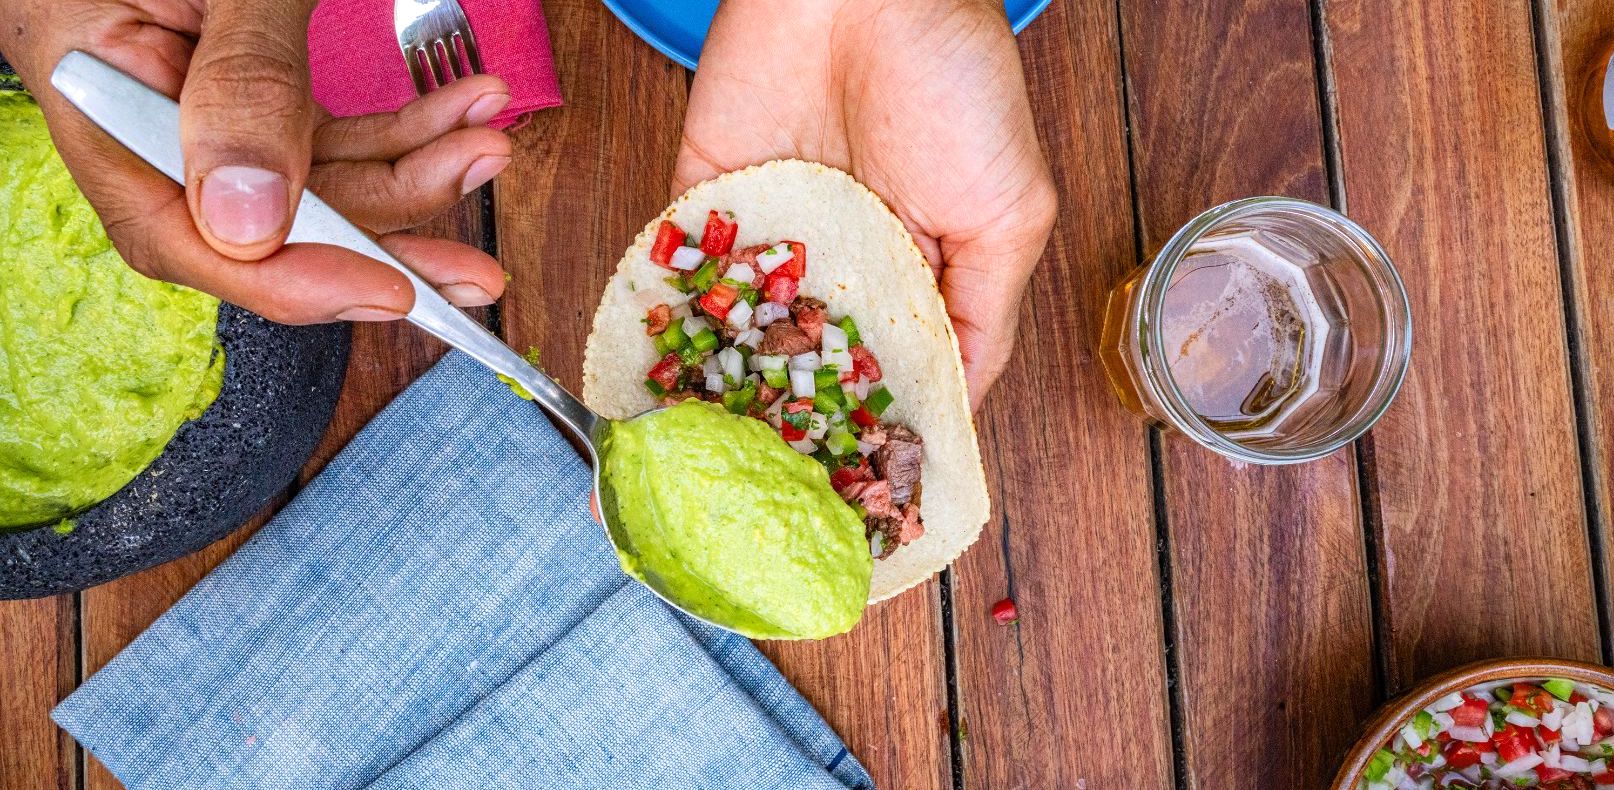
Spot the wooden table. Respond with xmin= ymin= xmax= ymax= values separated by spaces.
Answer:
xmin=8 ymin=0 xmax=1614 ymax=786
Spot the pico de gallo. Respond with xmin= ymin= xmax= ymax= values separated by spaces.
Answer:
xmin=641 ymin=210 xmax=924 ymax=559
xmin=1361 ymin=677 xmax=1614 ymax=789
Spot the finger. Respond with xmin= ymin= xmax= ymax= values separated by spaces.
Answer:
xmin=375 ymin=233 xmax=507 ymax=307
xmin=306 ymin=127 xmax=511 ymax=233
xmin=937 ymin=191 xmax=1058 ymax=410
xmin=179 ymin=0 xmax=319 ymax=260
xmin=312 ymin=74 xmax=510 ymax=163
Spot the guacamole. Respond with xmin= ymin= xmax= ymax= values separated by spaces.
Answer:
xmin=0 ymin=91 xmax=224 ymax=529
xmin=600 ymin=399 xmax=872 ymax=639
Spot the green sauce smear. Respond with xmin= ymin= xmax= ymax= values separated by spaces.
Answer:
xmin=601 ymin=400 xmax=872 ymax=639
xmin=0 ymin=91 xmax=224 ymax=530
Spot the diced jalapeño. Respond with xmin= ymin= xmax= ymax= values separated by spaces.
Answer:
xmin=838 ymin=315 xmax=861 ymax=346
xmin=723 ymin=383 xmax=757 ymax=415
xmin=690 ymin=328 xmax=720 ymax=353
xmin=662 ymin=318 xmax=689 ymax=350
xmin=644 ymin=379 xmax=667 ymax=397
xmin=814 ymin=391 xmax=843 ymax=415
xmin=825 ymin=430 xmax=859 ymax=457
xmin=692 ymin=259 xmax=721 ymax=292
xmin=814 ymin=367 xmax=840 ymax=389
xmin=762 ymin=367 xmax=789 ymax=388
xmin=652 ymin=332 xmax=672 ymax=355
xmin=864 ymin=386 xmax=894 ymax=416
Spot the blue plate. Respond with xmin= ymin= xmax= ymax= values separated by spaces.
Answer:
xmin=601 ymin=0 xmax=1053 ymax=71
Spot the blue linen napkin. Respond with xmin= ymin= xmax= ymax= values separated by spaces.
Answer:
xmin=53 ymin=351 xmax=872 ymax=790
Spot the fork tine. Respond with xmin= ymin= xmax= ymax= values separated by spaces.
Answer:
xmin=405 ymin=47 xmax=431 ymax=94
xmin=423 ymin=40 xmax=450 ymax=87
xmin=455 ymin=32 xmax=483 ymax=74
xmin=441 ymin=38 xmax=465 ymax=80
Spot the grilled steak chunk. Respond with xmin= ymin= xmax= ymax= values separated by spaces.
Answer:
xmin=873 ymin=426 xmax=923 ymax=505
xmin=757 ymin=323 xmax=816 ymax=356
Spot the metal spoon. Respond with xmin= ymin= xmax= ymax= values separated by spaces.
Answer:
xmin=48 ymin=51 xmax=703 ymax=627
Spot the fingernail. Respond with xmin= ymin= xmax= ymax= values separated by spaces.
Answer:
xmin=464 ymin=92 xmax=511 ymax=127
xmin=200 ymin=166 xmax=289 ymax=246
xmin=461 ymin=155 xmax=510 ymax=195
xmin=335 ymin=306 xmax=405 ymax=322
xmin=439 ymin=282 xmax=496 ymax=307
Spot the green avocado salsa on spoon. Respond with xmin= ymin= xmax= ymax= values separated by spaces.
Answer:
xmin=50 ymin=51 xmax=872 ymax=639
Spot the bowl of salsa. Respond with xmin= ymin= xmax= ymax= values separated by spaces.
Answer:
xmin=1334 ymin=658 xmax=1614 ymax=789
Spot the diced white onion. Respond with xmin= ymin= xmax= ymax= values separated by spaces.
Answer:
xmin=1543 ymin=744 xmax=1563 ymax=767
xmin=735 ymin=328 xmax=764 ymax=349
xmin=807 ymin=412 xmax=828 ymax=441
xmin=1593 ymin=758 xmax=1608 ymax=774
xmin=727 ymin=299 xmax=754 ymax=328
xmin=757 ymin=354 xmax=788 ymax=372
xmin=1448 ymin=725 xmax=1488 ymax=743
xmin=1562 ymin=754 xmax=1592 ymax=772
xmin=705 ymin=374 xmax=726 ymax=393
xmin=1399 ymin=722 xmax=1424 ymax=750
xmin=870 ymin=534 xmax=883 ymax=557
xmin=671 ymin=302 xmax=693 ymax=320
xmin=787 ymin=438 xmax=817 ymax=454
xmin=718 ymin=347 xmax=744 ymax=383
xmin=789 ymin=351 xmax=821 ymax=371
xmin=821 ymin=323 xmax=848 ymax=355
xmin=669 ymin=246 xmax=705 ymax=270
xmin=1505 ymin=711 xmax=1541 ymax=728
xmin=856 ymin=378 xmax=874 ymax=401
xmin=1432 ymin=711 xmax=1455 ymax=731
xmin=857 ymin=441 xmax=878 ymax=456
xmin=764 ymin=396 xmax=784 ymax=428
xmin=1431 ymin=693 xmax=1466 ymax=712
xmin=745 ymin=372 xmax=761 ymax=385
xmin=1494 ymin=753 xmax=1544 ymax=778
xmin=756 ymin=243 xmax=793 ymax=274
xmin=701 ymin=356 xmax=722 ymax=377
xmin=755 ymin=301 xmax=791 ymax=327
xmin=727 ymin=263 xmax=755 ymax=285
xmin=1544 ymin=706 xmax=1566 ymax=730
xmin=682 ymin=315 xmax=711 ymax=335
xmin=790 ymin=368 xmax=815 ymax=398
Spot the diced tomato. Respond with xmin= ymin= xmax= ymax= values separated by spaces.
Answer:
xmin=1572 ymin=692 xmax=1591 ymax=705
xmin=850 ymin=405 xmax=878 ymax=428
xmin=1494 ymin=724 xmax=1536 ymax=763
xmin=699 ymin=283 xmax=739 ymax=321
xmin=1443 ymin=739 xmax=1493 ymax=770
xmin=795 ymin=305 xmax=827 ymax=344
xmin=1450 ymin=695 xmax=1490 ymax=728
xmin=1514 ymin=684 xmax=1556 ymax=716
xmin=830 ymin=463 xmax=872 ymax=492
xmin=1538 ymin=725 xmax=1562 ymax=747
xmin=650 ymin=221 xmax=684 ymax=268
xmin=647 ymin=352 xmax=683 ymax=392
xmin=1596 ymin=705 xmax=1614 ymax=737
xmin=991 ymin=598 xmax=1018 ymax=625
xmin=777 ymin=241 xmax=807 ymax=278
xmin=763 ymin=273 xmax=799 ymax=305
xmin=1535 ymin=764 xmax=1573 ymax=783
xmin=780 ymin=399 xmax=813 ymax=442
xmin=700 ymin=210 xmax=738 ymax=256
xmin=645 ymin=304 xmax=671 ymax=335
xmin=1594 ymin=769 xmax=1614 ymax=783
xmin=850 ymin=345 xmax=883 ymax=382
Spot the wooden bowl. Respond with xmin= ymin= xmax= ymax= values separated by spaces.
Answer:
xmin=1330 ymin=657 xmax=1614 ymax=789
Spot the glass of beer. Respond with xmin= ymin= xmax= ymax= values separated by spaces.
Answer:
xmin=1099 ymin=197 xmax=1412 ymax=464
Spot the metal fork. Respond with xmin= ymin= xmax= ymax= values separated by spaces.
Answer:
xmin=395 ymin=0 xmax=484 ymax=95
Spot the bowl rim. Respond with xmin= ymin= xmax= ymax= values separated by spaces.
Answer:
xmin=1331 ymin=656 xmax=1614 ymax=789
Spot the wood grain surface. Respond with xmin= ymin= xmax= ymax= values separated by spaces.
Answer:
xmin=1326 ymin=0 xmax=1601 ymax=690
xmin=1541 ymin=0 xmax=1614 ymax=653
xmin=0 ymin=595 xmax=74 ymax=790
xmin=1118 ymin=0 xmax=1378 ymax=786
xmin=948 ymin=1 xmax=1174 ymax=788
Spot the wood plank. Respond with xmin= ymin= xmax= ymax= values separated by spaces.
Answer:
xmin=1325 ymin=0 xmax=1600 ymax=688
xmin=1540 ymin=0 xmax=1614 ymax=651
xmin=79 ymin=196 xmax=488 ymax=790
xmin=1119 ymin=0 xmax=1377 ymax=786
xmin=947 ymin=2 xmax=1174 ymax=788
xmin=493 ymin=3 xmax=951 ymax=787
xmin=0 ymin=595 xmax=75 ymax=790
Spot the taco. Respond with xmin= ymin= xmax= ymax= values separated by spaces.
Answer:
xmin=584 ymin=159 xmax=990 ymax=603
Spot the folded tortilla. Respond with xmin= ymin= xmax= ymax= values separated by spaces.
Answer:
xmin=583 ymin=159 xmax=990 ymax=602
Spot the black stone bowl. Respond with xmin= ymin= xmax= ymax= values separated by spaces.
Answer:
xmin=0 ymin=54 xmax=351 ymax=598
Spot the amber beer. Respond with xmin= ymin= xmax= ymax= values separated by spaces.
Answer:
xmin=1099 ymin=198 xmax=1411 ymax=464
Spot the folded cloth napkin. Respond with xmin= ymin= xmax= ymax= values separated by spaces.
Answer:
xmin=54 ymin=351 xmax=871 ymax=790
xmin=307 ymin=0 xmax=562 ymax=129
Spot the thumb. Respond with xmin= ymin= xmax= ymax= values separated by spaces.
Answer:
xmin=180 ymin=0 xmax=318 ymax=261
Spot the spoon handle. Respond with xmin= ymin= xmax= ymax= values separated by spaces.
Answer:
xmin=49 ymin=51 xmax=602 ymax=446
